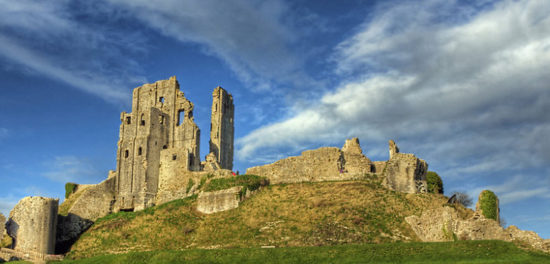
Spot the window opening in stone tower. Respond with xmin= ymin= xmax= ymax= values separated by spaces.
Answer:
xmin=126 ymin=117 xmax=131 ymax=124
xmin=124 ymin=150 xmax=129 ymax=158
xmin=159 ymin=115 xmax=164 ymax=125
xmin=177 ymin=110 xmax=185 ymax=126
xmin=159 ymin=97 xmax=165 ymax=103
xmin=138 ymin=147 xmax=142 ymax=156
xmin=140 ymin=114 xmax=145 ymax=126
xmin=172 ymin=154 xmax=177 ymax=161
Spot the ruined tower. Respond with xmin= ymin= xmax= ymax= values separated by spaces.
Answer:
xmin=209 ymin=87 xmax=234 ymax=170
xmin=114 ymin=76 xmax=201 ymax=212
xmin=6 ymin=197 xmax=58 ymax=255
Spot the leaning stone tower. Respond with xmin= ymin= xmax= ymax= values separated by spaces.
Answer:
xmin=209 ymin=87 xmax=234 ymax=170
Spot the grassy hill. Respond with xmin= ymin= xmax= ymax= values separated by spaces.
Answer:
xmin=67 ymin=177 xmax=475 ymax=260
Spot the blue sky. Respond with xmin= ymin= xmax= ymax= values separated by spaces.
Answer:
xmin=1 ymin=0 xmax=549 ymax=238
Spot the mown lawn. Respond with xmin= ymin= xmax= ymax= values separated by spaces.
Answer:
xmin=53 ymin=240 xmax=550 ymax=264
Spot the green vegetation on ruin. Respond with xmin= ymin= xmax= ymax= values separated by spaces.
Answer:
xmin=426 ymin=171 xmax=443 ymax=194
xmin=479 ymin=190 xmax=498 ymax=221
xmin=65 ymin=183 xmax=77 ymax=199
xmin=54 ymin=240 xmax=550 ymax=263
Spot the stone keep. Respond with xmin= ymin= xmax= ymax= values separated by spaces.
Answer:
xmin=6 ymin=197 xmax=58 ymax=254
xmin=114 ymin=76 xmax=201 ymax=212
xmin=209 ymin=87 xmax=234 ymax=170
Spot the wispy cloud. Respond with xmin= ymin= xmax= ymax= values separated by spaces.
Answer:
xmin=105 ymin=0 xmax=313 ymax=91
xmin=471 ymin=174 xmax=550 ymax=205
xmin=236 ymin=0 xmax=550 ymax=180
xmin=0 ymin=0 xmax=147 ymax=104
xmin=42 ymin=156 xmax=104 ymax=183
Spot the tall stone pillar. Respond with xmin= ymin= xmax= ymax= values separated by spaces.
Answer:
xmin=209 ymin=86 xmax=234 ymax=170
xmin=6 ymin=197 xmax=58 ymax=254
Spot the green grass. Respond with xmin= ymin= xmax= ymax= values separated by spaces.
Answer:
xmin=52 ymin=241 xmax=550 ymax=264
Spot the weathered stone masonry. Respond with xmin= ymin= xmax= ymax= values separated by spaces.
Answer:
xmin=209 ymin=87 xmax=234 ymax=171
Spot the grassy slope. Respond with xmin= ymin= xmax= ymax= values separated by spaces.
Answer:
xmin=56 ymin=241 xmax=550 ymax=264
xmin=68 ymin=179 xmax=467 ymax=259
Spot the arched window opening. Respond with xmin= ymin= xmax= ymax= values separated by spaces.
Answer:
xmin=126 ymin=117 xmax=131 ymax=124
xmin=177 ymin=110 xmax=185 ymax=126
xmin=140 ymin=114 xmax=145 ymax=126
xmin=159 ymin=115 xmax=164 ymax=125
xmin=172 ymin=154 xmax=177 ymax=161
xmin=163 ymin=145 xmax=168 ymax=149
xmin=138 ymin=147 xmax=142 ymax=155
xmin=159 ymin=97 xmax=165 ymax=103
xmin=124 ymin=150 xmax=129 ymax=158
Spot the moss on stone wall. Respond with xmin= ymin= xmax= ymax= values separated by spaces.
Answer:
xmin=479 ymin=190 xmax=498 ymax=221
xmin=65 ymin=182 xmax=77 ymax=199
xmin=426 ymin=171 xmax=443 ymax=194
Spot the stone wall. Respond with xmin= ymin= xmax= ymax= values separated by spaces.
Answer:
xmin=209 ymin=87 xmax=234 ymax=170
xmin=197 ymin=186 xmax=243 ymax=214
xmin=382 ymin=140 xmax=428 ymax=193
xmin=6 ymin=197 xmax=58 ymax=255
xmin=405 ymin=205 xmax=550 ymax=252
xmin=246 ymin=138 xmax=426 ymax=194
xmin=247 ymin=147 xmax=350 ymax=184
xmin=156 ymin=168 xmax=233 ymax=205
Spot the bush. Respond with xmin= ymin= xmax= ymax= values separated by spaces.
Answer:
xmin=479 ymin=190 xmax=498 ymax=221
xmin=65 ymin=182 xmax=77 ymax=198
xmin=450 ymin=191 xmax=473 ymax=207
xmin=426 ymin=171 xmax=443 ymax=194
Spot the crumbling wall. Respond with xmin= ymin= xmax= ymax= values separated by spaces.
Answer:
xmin=156 ymin=165 xmax=233 ymax=205
xmin=341 ymin=138 xmax=373 ymax=175
xmin=382 ymin=140 xmax=428 ymax=193
xmin=405 ymin=205 xmax=550 ymax=252
xmin=247 ymin=147 xmax=345 ymax=184
xmin=209 ymin=86 xmax=234 ymax=170
xmin=6 ymin=197 xmax=58 ymax=254
xmin=197 ymin=186 xmax=243 ymax=214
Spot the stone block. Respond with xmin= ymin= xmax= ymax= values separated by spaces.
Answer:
xmin=197 ymin=186 xmax=243 ymax=214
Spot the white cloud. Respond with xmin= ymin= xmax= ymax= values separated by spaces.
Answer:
xmin=105 ymin=0 xmax=311 ymax=91
xmin=42 ymin=156 xmax=104 ymax=183
xmin=236 ymin=0 xmax=550 ymax=179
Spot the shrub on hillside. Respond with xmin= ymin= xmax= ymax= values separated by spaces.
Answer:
xmin=426 ymin=171 xmax=443 ymax=194
xmin=479 ymin=190 xmax=498 ymax=221
xmin=450 ymin=191 xmax=473 ymax=207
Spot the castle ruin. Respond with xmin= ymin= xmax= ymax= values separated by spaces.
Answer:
xmin=113 ymin=77 xmax=234 ymax=212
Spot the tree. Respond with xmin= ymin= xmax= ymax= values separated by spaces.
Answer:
xmin=450 ymin=191 xmax=473 ymax=207
xmin=426 ymin=171 xmax=443 ymax=194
